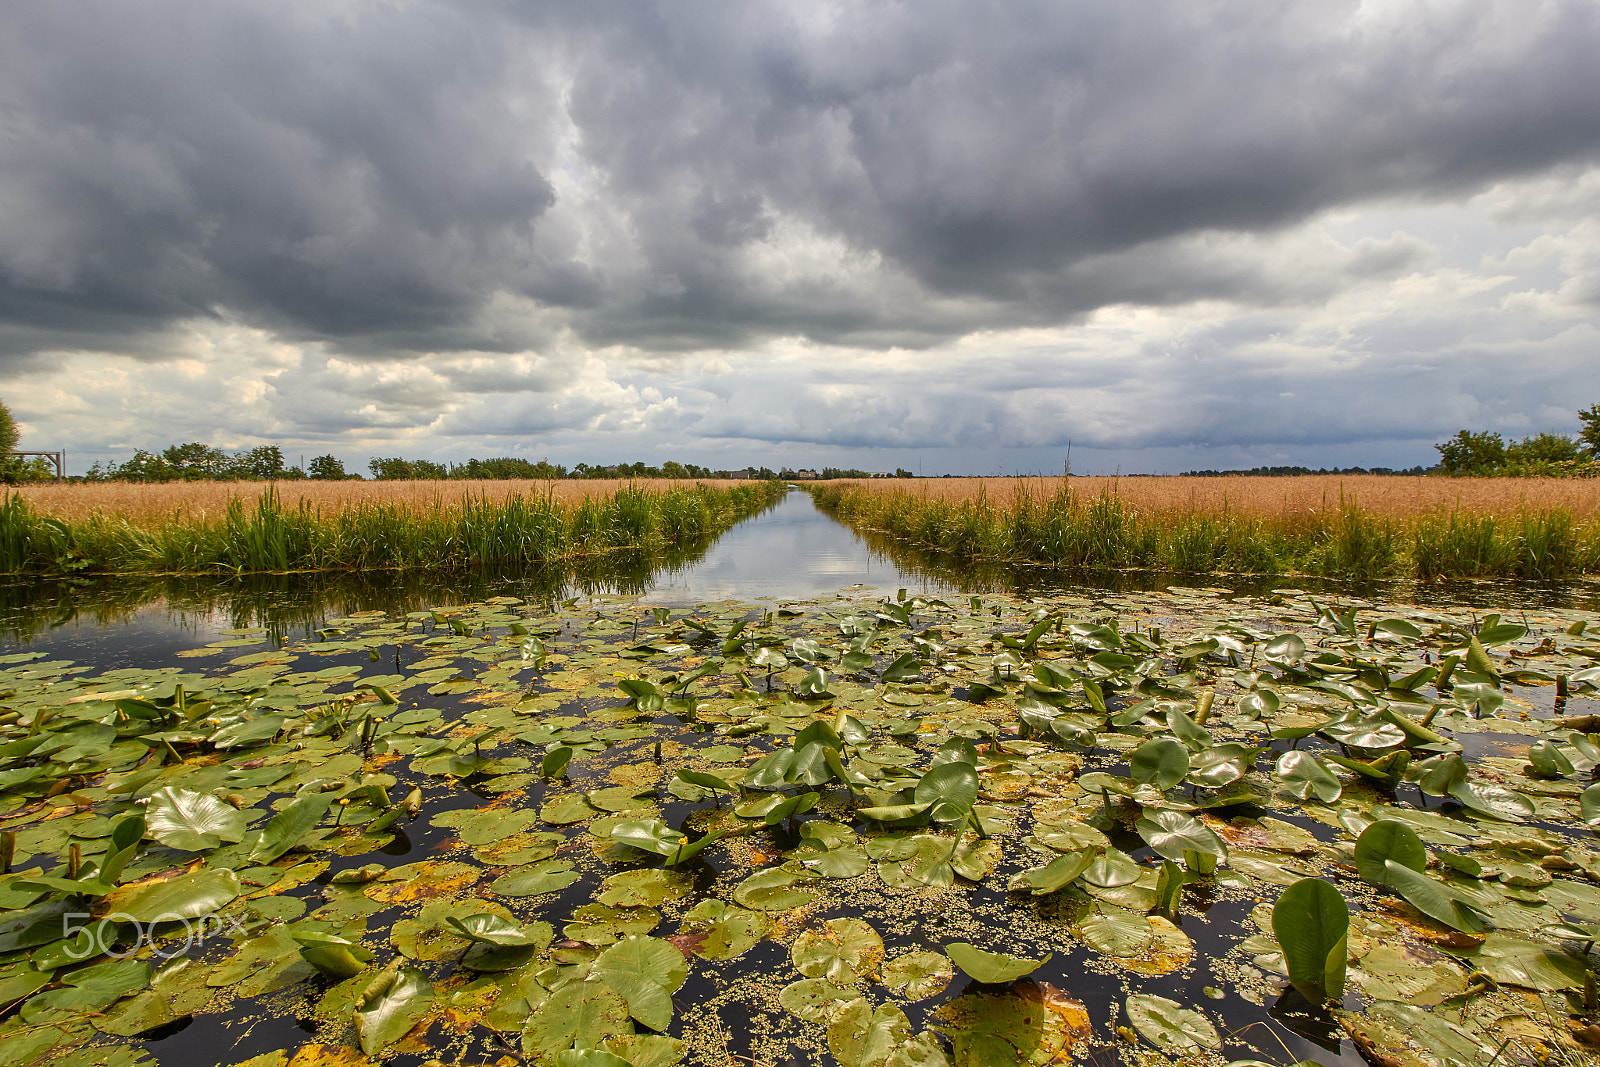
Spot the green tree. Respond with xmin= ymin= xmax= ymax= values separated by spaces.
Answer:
xmin=162 ymin=442 xmax=228 ymax=479
xmin=447 ymin=457 xmax=567 ymax=479
xmin=369 ymin=456 xmax=446 ymax=480
xmin=0 ymin=398 xmax=17 ymax=455
xmin=0 ymin=398 xmax=21 ymax=483
xmin=1505 ymin=431 xmax=1582 ymax=466
xmin=112 ymin=450 xmax=176 ymax=482
xmin=1434 ymin=431 xmax=1505 ymax=474
xmin=1580 ymin=403 xmax=1600 ymax=458
xmin=228 ymin=445 xmax=288 ymax=480
xmin=308 ymin=455 xmax=347 ymax=480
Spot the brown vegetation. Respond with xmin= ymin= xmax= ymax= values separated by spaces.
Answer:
xmin=14 ymin=479 xmax=751 ymax=528
xmin=820 ymin=475 xmax=1600 ymax=520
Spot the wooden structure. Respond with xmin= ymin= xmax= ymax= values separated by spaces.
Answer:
xmin=9 ymin=451 xmax=64 ymax=483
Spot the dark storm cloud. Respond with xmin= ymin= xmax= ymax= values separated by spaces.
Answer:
xmin=0 ymin=0 xmax=569 ymax=358
xmin=3 ymin=0 xmax=1600 ymax=360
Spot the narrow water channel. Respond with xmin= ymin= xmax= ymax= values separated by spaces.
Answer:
xmin=645 ymin=489 xmax=946 ymax=605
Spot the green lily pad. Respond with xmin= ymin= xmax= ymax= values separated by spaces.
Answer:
xmin=800 ymin=847 xmax=870 ymax=879
xmin=881 ymin=949 xmax=954 ymax=1000
xmin=1470 ymin=932 xmax=1588 ymax=991
xmin=446 ymin=913 xmax=551 ymax=948
xmin=1124 ymin=993 xmax=1220 ymax=1051
xmin=105 ymin=869 xmax=241 ymax=924
xmin=592 ymin=935 xmax=688 ymax=1030
xmin=732 ymin=867 xmax=816 ymax=911
xmin=944 ymin=942 xmax=1050 ymax=983
xmin=778 ymin=977 xmax=855 ymax=1021
xmin=542 ymin=794 xmax=597 ymax=825
xmin=672 ymin=900 xmax=768 ymax=961
xmin=249 ymin=791 xmax=334 ymax=864
xmin=143 ymin=788 xmax=247 ymax=852
xmin=524 ymin=982 xmax=632 ymax=1060
xmin=792 ymin=918 xmax=883 ymax=983
xmin=490 ymin=861 xmax=578 ymax=898
xmin=565 ymin=904 xmax=660 ymax=946
xmin=356 ymin=966 xmax=435 ymax=1055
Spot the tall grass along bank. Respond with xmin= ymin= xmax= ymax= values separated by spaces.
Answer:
xmin=0 ymin=480 xmax=783 ymax=576
xmin=807 ymin=479 xmax=1600 ymax=581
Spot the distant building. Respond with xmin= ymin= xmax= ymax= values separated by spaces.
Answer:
xmin=714 ymin=469 xmax=752 ymax=479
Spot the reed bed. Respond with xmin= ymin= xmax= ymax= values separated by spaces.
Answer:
xmin=12 ymin=478 xmax=757 ymax=527
xmin=0 ymin=481 xmax=783 ymax=577
xmin=832 ymin=475 xmax=1600 ymax=519
xmin=807 ymin=477 xmax=1600 ymax=580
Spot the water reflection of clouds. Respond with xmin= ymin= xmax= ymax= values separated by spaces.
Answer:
xmin=646 ymin=491 xmax=947 ymax=605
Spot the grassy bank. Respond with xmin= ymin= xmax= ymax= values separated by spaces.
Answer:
xmin=807 ymin=478 xmax=1600 ymax=580
xmin=0 ymin=479 xmax=783 ymax=576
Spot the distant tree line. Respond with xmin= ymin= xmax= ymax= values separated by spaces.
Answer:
xmin=1181 ymin=465 xmax=1429 ymax=477
xmin=1434 ymin=404 xmax=1600 ymax=476
xmin=85 ymin=443 xmax=305 ymax=483
xmin=366 ymin=456 xmax=573 ymax=480
xmin=72 ymin=442 xmax=798 ymax=483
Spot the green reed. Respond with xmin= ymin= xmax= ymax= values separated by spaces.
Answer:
xmin=0 ymin=482 xmax=783 ymax=577
xmin=807 ymin=482 xmax=1600 ymax=581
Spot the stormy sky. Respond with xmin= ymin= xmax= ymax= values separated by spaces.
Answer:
xmin=3 ymin=0 xmax=1599 ymax=476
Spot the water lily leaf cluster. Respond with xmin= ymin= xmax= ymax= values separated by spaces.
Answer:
xmin=0 ymin=584 xmax=1597 ymax=1067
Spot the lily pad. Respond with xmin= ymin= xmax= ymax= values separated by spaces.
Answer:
xmin=732 ymin=867 xmax=816 ymax=911
xmin=671 ymin=900 xmax=767 ymax=961
xmin=1124 ymin=993 xmax=1220 ymax=1051
xmin=355 ymin=966 xmax=434 ymax=1055
xmin=778 ymin=977 xmax=855 ymax=1021
xmin=524 ymin=983 xmax=632 ymax=1060
xmin=944 ymin=942 xmax=1050 ymax=983
xmin=105 ymin=869 xmax=242 ymax=924
xmin=791 ymin=917 xmax=884 ymax=983
xmin=143 ymin=788 xmax=247 ymax=852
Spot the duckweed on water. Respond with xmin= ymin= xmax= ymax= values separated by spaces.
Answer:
xmin=0 ymin=585 xmax=1599 ymax=1066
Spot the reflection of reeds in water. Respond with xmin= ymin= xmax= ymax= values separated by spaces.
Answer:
xmin=0 ymin=481 xmax=783 ymax=578
xmin=808 ymin=479 xmax=1600 ymax=581
xmin=0 ymin=530 xmax=733 ymax=645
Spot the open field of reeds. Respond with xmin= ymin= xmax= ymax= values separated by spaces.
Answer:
xmin=0 ymin=480 xmax=783 ymax=576
xmin=12 ymin=478 xmax=761 ymax=527
xmin=837 ymin=475 xmax=1600 ymax=518
xmin=807 ymin=476 xmax=1600 ymax=580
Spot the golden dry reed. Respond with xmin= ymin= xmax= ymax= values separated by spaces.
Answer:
xmin=13 ymin=478 xmax=755 ymax=528
xmin=0 ymin=480 xmax=783 ymax=576
xmin=823 ymin=475 xmax=1600 ymax=519
xmin=807 ymin=476 xmax=1600 ymax=580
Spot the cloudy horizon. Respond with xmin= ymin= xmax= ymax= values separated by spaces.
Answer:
xmin=3 ymin=0 xmax=1599 ymax=476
